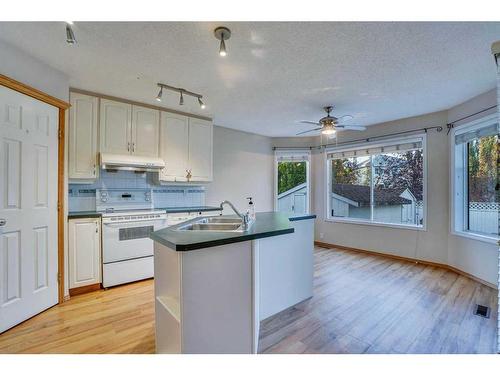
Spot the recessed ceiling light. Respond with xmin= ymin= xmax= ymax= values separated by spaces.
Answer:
xmin=214 ymin=27 xmax=231 ymax=57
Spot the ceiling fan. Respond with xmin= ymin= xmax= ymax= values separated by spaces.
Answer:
xmin=297 ymin=106 xmax=366 ymax=136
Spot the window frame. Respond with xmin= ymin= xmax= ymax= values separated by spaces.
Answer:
xmin=324 ymin=134 xmax=428 ymax=231
xmin=450 ymin=113 xmax=499 ymax=244
xmin=274 ymin=149 xmax=311 ymax=215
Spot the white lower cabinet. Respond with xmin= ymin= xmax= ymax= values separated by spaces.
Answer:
xmin=68 ymin=218 xmax=102 ymax=289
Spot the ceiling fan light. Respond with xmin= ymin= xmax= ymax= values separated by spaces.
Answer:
xmin=322 ymin=128 xmax=336 ymax=135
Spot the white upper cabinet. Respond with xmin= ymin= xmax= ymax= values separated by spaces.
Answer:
xmin=188 ymin=118 xmax=213 ymax=182
xmin=100 ymin=99 xmax=159 ymax=157
xmin=159 ymin=113 xmax=213 ymax=183
xmin=159 ymin=112 xmax=189 ymax=182
xmin=69 ymin=93 xmax=99 ymax=180
xmin=131 ymin=105 xmax=160 ymax=157
xmin=100 ymin=99 xmax=132 ymax=155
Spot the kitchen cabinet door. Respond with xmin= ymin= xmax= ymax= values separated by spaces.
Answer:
xmin=131 ymin=105 xmax=160 ymax=157
xmin=100 ymin=99 xmax=132 ymax=155
xmin=68 ymin=93 xmax=99 ymax=179
xmin=159 ymin=112 xmax=189 ymax=182
xmin=68 ymin=218 xmax=102 ymax=289
xmin=188 ymin=118 xmax=213 ymax=182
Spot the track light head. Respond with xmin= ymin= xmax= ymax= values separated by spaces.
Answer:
xmin=66 ymin=24 xmax=77 ymax=44
xmin=214 ymin=27 xmax=231 ymax=57
xmin=179 ymin=91 xmax=184 ymax=106
xmin=156 ymin=87 xmax=163 ymax=102
xmin=198 ymin=97 xmax=206 ymax=109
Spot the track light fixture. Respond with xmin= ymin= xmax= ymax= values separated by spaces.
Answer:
xmin=214 ymin=27 xmax=231 ymax=57
xmin=156 ymin=83 xmax=206 ymax=109
xmin=65 ymin=22 xmax=77 ymax=45
xmin=156 ymin=87 xmax=163 ymax=102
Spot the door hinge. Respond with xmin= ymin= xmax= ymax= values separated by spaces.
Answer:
xmin=57 ymin=272 xmax=62 ymax=284
xmin=57 ymin=201 xmax=61 ymax=211
xmin=58 ymin=127 xmax=63 ymax=139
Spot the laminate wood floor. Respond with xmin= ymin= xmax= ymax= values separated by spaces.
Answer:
xmin=0 ymin=247 xmax=497 ymax=354
xmin=259 ymin=246 xmax=498 ymax=354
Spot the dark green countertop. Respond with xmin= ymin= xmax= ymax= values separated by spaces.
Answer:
xmin=150 ymin=212 xmax=297 ymax=251
xmin=159 ymin=206 xmax=222 ymax=214
xmin=68 ymin=211 xmax=102 ymax=219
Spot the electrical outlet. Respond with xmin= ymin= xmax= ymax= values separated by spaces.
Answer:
xmin=319 ymin=232 xmax=324 ymax=240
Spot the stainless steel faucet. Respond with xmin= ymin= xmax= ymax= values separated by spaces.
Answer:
xmin=220 ymin=200 xmax=251 ymax=230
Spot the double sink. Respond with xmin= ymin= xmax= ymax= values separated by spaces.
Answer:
xmin=177 ymin=216 xmax=246 ymax=232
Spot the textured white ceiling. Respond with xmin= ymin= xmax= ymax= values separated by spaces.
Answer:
xmin=0 ymin=22 xmax=499 ymax=137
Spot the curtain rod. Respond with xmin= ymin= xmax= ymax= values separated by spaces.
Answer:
xmin=446 ymin=104 xmax=498 ymax=134
xmin=273 ymin=125 xmax=443 ymax=151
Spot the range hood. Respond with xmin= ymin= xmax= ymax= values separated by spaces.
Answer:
xmin=100 ymin=153 xmax=165 ymax=172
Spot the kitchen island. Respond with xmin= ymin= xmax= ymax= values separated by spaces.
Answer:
xmin=150 ymin=211 xmax=315 ymax=354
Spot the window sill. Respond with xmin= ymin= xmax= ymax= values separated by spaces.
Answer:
xmin=451 ymin=230 xmax=499 ymax=245
xmin=325 ymin=217 xmax=426 ymax=231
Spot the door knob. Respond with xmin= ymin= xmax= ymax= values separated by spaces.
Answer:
xmin=0 ymin=219 xmax=6 ymax=227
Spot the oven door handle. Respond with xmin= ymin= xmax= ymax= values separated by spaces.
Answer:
xmin=103 ymin=219 xmax=167 ymax=227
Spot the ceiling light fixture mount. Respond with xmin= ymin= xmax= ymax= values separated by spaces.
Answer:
xmin=65 ymin=22 xmax=77 ymax=45
xmin=156 ymin=83 xmax=206 ymax=109
xmin=214 ymin=26 xmax=231 ymax=57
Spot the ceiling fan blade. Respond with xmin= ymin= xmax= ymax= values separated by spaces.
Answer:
xmin=298 ymin=121 xmax=320 ymax=125
xmin=336 ymin=125 xmax=367 ymax=131
xmin=296 ymin=127 xmax=322 ymax=135
xmin=338 ymin=115 xmax=354 ymax=122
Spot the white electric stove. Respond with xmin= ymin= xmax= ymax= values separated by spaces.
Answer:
xmin=97 ymin=189 xmax=168 ymax=288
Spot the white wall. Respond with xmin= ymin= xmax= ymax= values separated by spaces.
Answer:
xmin=0 ymin=39 xmax=69 ymax=100
xmin=274 ymin=95 xmax=498 ymax=286
xmin=446 ymin=89 xmax=498 ymax=284
xmin=312 ymin=111 xmax=451 ymax=265
xmin=205 ymin=126 xmax=274 ymax=214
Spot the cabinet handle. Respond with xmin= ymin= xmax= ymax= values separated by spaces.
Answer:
xmin=132 ymin=143 xmax=135 ymax=153
xmin=95 ymin=222 xmax=98 ymax=233
xmin=127 ymin=142 xmax=130 ymax=152
xmin=93 ymin=164 xmax=96 ymax=176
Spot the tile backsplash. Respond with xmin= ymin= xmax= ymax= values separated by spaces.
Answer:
xmin=69 ymin=170 xmax=205 ymax=212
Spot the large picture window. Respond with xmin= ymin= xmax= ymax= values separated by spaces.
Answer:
xmin=326 ymin=136 xmax=425 ymax=228
xmin=452 ymin=115 xmax=499 ymax=241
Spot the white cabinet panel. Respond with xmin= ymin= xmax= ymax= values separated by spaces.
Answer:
xmin=68 ymin=218 xmax=101 ymax=289
xmin=100 ymin=99 xmax=131 ymax=155
xmin=159 ymin=112 xmax=189 ymax=182
xmin=188 ymin=118 xmax=213 ymax=182
xmin=69 ymin=93 xmax=98 ymax=179
xmin=131 ymin=105 xmax=159 ymax=157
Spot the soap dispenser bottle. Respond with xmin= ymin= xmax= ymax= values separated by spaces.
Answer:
xmin=246 ymin=197 xmax=255 ymax=221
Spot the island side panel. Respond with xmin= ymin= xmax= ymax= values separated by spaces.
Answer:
xmin=259 ymin=218 xmax=314 ymax=320
xmin=180 ymin=241 xmax=255 ymax=354
xmin=154 ymin=242 xmax=182 ymax=354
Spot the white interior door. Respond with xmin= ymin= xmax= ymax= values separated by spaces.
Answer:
xmin=0 ymin=85 xmax=59 ymax=333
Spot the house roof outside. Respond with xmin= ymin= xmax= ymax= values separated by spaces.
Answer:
xmin=332 ymin=183 xmax=413 ymax=206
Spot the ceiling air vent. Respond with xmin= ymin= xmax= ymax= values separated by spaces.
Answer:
xmin=473 ymin=304 xmax=490 ymax=318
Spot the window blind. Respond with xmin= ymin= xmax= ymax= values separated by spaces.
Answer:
xmin=276 ymin=150 xmax=310 ymax=162
xmin=454 ymin=123 xmax=499 ymax=145
xmin=327 ymin=139 xmax=422 ymax=160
